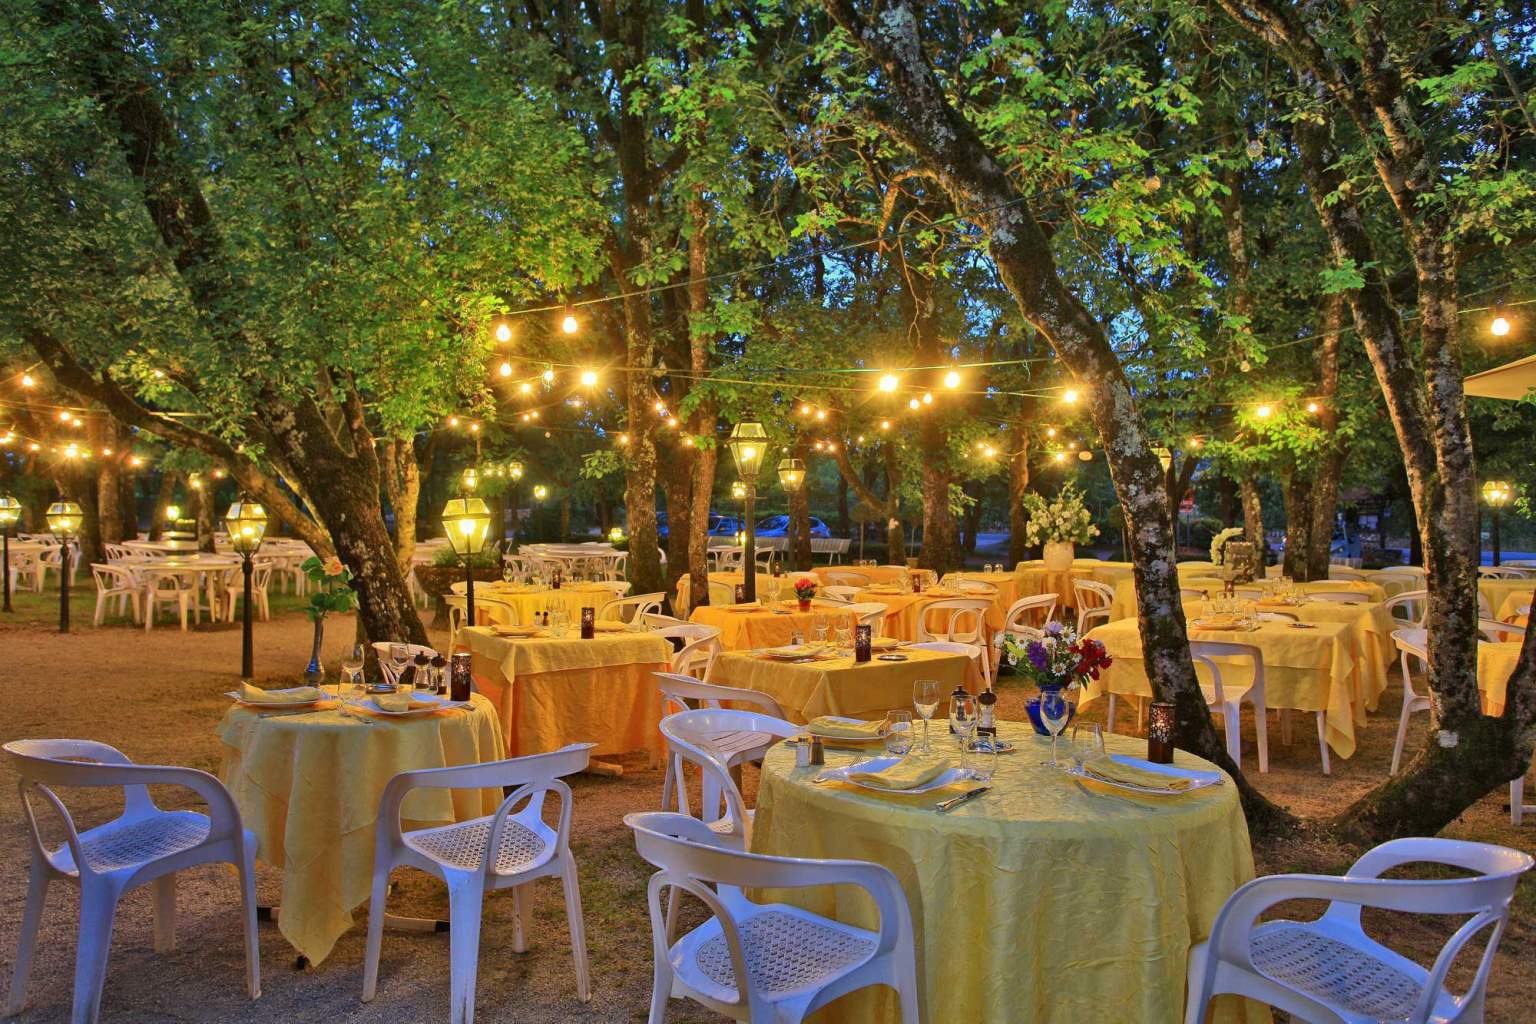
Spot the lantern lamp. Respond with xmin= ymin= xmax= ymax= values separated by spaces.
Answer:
xmin=0 ymin=494 xmax=20 ymax=614
xmin=46 ymin=500 xmax=83 ymax=634
xmin=224 ymin=497 xmax=268 ymax=677
xmin=777 ymin=457 xmax=806 ymax=490
xmin=1483 ymin=480 xmax=1514 ymax=566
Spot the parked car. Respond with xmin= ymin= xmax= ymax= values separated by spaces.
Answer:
xmin=655 ymin=512 xmax=740 ymax=539
xmin=755 ymin=514 xmax=831 ymax=538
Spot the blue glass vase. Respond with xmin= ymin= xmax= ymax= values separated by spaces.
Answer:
xmin=1025 ymin=686 xmax=1076 ymax=736
xmin=303 ymin=619 xmax=325 ymax=685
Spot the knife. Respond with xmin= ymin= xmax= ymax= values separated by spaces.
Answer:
xmin=936 ymin=786 xmax=991 ymax=813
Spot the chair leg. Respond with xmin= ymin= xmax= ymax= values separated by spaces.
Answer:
xmin=1511 ymin=776 xmax=1525 ymax=827
xmin=1105 ymin=695 xmax=1118 ymax=735
xmin=237 ymin=844 xmax=261 ymax=999
xmin=509 ymin=884 xmax=533 ymax=954
xmin=5 ymin=864 xmax=49 ymax=1016
xmin=71 ymin=883 xmax=120 ymax=1024
xmin=894 ymin=965 xmax=920 ymax=1024
xmin=446 ymin=883 xmax=485 ymax=1024
xmin=93 ymin=592 xmax=106 ymax=627
xmin=1251 ymin=701 xmax=1269 ymax=773
xmin=361 ymin=866 xmax=392 ymax=1002
xmin=1390 ymin=694 xmax=1414 ymax=775
xmin=561 ymin=854 xmax=592 ymax=1002
xmin=1315 ymin=712 xmax=1331 ymax=775
xmin=1222 ymin=705 xmax=1241 ymax=765
xmin=151 ymin=874 xmax=176 ymax=953
xmin=647 ymin=949 xmax=672 ymax=1024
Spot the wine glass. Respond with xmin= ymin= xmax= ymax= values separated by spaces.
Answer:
xmin=502 ymin=564 xmax=515 ymax=584
xmin=387 ymin=643 xmax=409 ymax=686
xmin=950 ymin=692 xmax=978 ymax=771
xmin=913 ymin=679 xmax=940 ymax=754
xmin=340 ymin=643 xmax=365 ymax=699
xmin=1070 ymin=721 xmax=1104 ymax=773
xmin=834 ymin=625 xmax=851 ymax=652
xmin=1039 ymin=688 xmax=1074 ymax=767
xmin=884 ymin=711 xmax=912 ymax=756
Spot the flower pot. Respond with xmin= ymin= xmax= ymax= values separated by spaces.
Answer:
xmin=1042 ymin=541 xmax=1074 ymax=572
xmin=797 ymin=598 xmax=812 ymax=612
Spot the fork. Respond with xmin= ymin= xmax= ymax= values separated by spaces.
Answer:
xmin=1071 ymin=776 xmax=1141 ymax=809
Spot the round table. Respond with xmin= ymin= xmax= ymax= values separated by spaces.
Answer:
xmin=752 ymin=722 xmax=1259 ymax=1024
xmin=134 ymin=555 xmax=243 ymax=627
xmin=218 ymin=692 xmax=504 ymax=964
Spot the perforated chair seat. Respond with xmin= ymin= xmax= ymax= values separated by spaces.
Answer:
xmin=403 ymin=815 xmax=552 ymax=875
xmin=673 ymin=905 xmax=878 ymax=1002
xmin=1249 ymin=921 xmax=1457 ymax=1022
xmin=54 ymin=811 xmax=213 ymax=876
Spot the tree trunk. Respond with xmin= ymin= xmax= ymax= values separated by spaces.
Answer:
xmin=148 ymin=470 xmax=177 ymax=542
xmin=1239 ymin=474 xmax=1264 ymax=550
xmin=378 ymin=435 xmax=424 ymax=577
xmin=836 ymin=474 xmax=849 ymax=536
xmin=1282 ymin=470 xmax=1314 ymax=579
xmin=1007 ymin=423 xmax=1031 ymax=567
xmin=1307 ymin=294 xmax=1347 ymax=579
xmin=93 ymin=421 xmax=125 ymax=547
xmin=788 ymin=442 xmax=813 ymax=572
xmin=194 ymin=480 xmax=215 ymax=553
xmin=660 ymin=455 xmax=691 ymax=591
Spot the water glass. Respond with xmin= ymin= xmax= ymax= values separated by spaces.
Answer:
xmin=340 ymin=643 xmax=365 ymax=703
xmin=834 ymin=626 xmax=851 ymax=651
xmin=1070 ymin=721 xmax=1105 ymax=772
xmin=913 ymin=679 xmax=940 ymax=754
xmin=968 ymin=738 xmax=999 ymax=781
xmin=884 ymin=711 xmax=913 ymax=756
xmin=950 ymin=693 xmax=978 ymax=769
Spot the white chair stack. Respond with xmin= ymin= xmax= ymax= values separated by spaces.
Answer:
xmin=4 ymin=739 xmax=260 ymax=1024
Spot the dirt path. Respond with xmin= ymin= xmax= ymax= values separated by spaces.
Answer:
xmin=0 ymin=604 xmax=1530 ymax=1022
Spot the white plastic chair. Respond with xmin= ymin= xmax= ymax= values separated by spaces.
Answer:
xmin=1384 ymin=589 xmax=1427 ymax=625
xmin=1308 ymin=590 xmax=1368 ymax=605
xmin=643 ymin=612 xmax=691 ymax=629
xmin=444 ymin=594 xmax=468 ymax=651
xmin=142 ymin=569 xmax=199 ymax=632
xmin=89 ymin=563 xmax=142 ymax=626
xmin=658 ymin=708 xmax=799 ymax=847
xmin=1477 ymin=566 xmax=1528 ymax=578
xmin=1477 ymin=618 xmax=1525 ymax=642
xmin=1185 ymin=837 xmax=1533 ymax=1024
xmin=221 ymin=563 xmax=272 ymax=623
xmin=1327 ymin=566 xmax=1368 ymax=581
xmin=1001 ymin=594 xmax=1057 ymax=632
xmin=822 ymin=569 xmax=871 ymax=587
xmin=913 ymin=598 xmax=993 ymax=689
xmin=655 ymin=625 xmax=723 ymax=680
xmin=819 ymin=585 xmax=859 ymax=604
xmin=655 ymin=673 xmax=787 ymax=819
xmin=706 ymin=579 xmax=738 ymax=606
xmin=1389 ymin=628 xmax=1431 ymax=777
xmin=1189 ymin=641 xmax=1268 ymax=773
xmin=3 ymin=739 xmax=260 ymax=1024
xmin=1073 ymin=579 xmax=1117 ymax=633
xmin=843 ymin=602 xmax=890 ymax=639
xmin=626 ymin=810 xmax=918 ymax=1024
xmin=948 ymin=578 xmax=998 ymax=596
xmin=371 ymin=642 xmax=440 ymax=686
xmin=599 ymin=591 xmax=665 ymax=624
xmin=361 ymin=743 xmax=595 ymax=1023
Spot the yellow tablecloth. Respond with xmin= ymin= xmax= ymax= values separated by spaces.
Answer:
xmin=460 ymin=626 xmax=671 ymax=761
xmin=1479 ymin=641 xmax=1523 ymax=717
xmin=1110 ymin=578 xmax=1389 ymax=623
xmin=1496 ymin=589 xmax=1531 ymax=623
xmin=674 ymin=571 xmax=779 ymax=614
xmin=943 ymin=570 xmax=1025 ymax=627
xmin=690 ymin=600 xmax=858 ymax=650
xmin=851 ymin=587 xmax=981 ymax=641
xmin=752 ymin=723 xmax=1263 ymax=1024
xmin=1482 ymin=578 xmax=1535 ymax=619
xmin=1083 ymin=617 xmax=1380 ymax=758
xmin=813 ymin=564 xmax=923 ymax=587
xmin=218 ymin=694 xmax=504 ymax=965
xmin=710 ymin=647 xmax=969 ymax=723
xmin=1013 ymin=566 xmax=1088 ymax=607
xmin=1362 ymin=570 xmax=1422 ymax=597
xmin=473 ymin=582 xmax=619 ymax=626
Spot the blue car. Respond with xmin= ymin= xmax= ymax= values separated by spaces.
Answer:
xmin=755 ymin=515 xmax=831 ymax=538
xmin=655 ymin=512 xmax=741 ymax=539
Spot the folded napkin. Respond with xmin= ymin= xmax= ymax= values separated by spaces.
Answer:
xmin=375 ymin=690 xmax=415 ymax=712
xmin=725 ymin=601 xmax=762 ymax=611
xmin=807 ymin=716 xmax=885 ymax=740
xmin=871 ymin=636 xmax=902 ymax=650
xmin=846 ymin=757 xmax=948 ymax=791
xmin=594 ymin=620 xmax=628 ymax=632
xmin=493 ymin=625 xmax=543 ymax=637
xmin=867 ymin=586 xmax=904 ymax=594
xmin=1082 ymin=756 xmax=1192 ymax=792
xmin=240 ymin=682 xmax=321 ymax=704
xmin=760 ymin=643 xmax=821 ymax=658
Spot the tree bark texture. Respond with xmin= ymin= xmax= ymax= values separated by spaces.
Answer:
xmin=1007 ymin=424 xmax=1031 ymax=568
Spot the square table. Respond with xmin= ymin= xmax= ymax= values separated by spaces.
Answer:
xmin=673 ymin=570 xmax=779 ymax=614
xmin=1481 ymin=577 xmax=1535 ymax=619
xmin=460 ymin=626 xmax=672 ymax=763
xmin=689 ymin=599 xmax=858 ymax=650
xmin=710 ymin=646 xmax=970 ymax=723
xmin=1084 ymin=616 xmax=1383 ymax=758
xmin=472 ymin=581 xmax=620 ymax=626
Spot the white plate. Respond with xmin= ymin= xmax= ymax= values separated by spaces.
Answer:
xmin=366 ymin=694 xmax=470 ymax=717
xmin=817 ymin=756 xmax=973 ymax=795
xmin=225 ymin=687 xmax=326 ymax=708
xmin=759 ymin=644 xmax=827 ymax=659
xmin=1069 ymin=755 xmax=1224 ymax=796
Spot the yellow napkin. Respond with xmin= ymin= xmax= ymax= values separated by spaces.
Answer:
xmin=807 ymin=716 xmax=885 ymax=740
xmin=1194 ymin=615 xmax=1242 ymax=629
xmin=871 ymin=636 xmax=901 ymax=650
xmin=493 ymin=625 xmax=542 ymax=637
xmin=375 ymin=691 xmax=439 ymax=712
xmin=1082 ymin=756 xmax=1192 ymax=792
xmin=594 ymin=620 xmax=628 ymax=632
xmin=846 ymin=757 xmax=948 ymax=791
xmin=240 ymin=683 xmax=321 ymax=704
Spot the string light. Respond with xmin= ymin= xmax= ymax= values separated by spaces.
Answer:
xmin=1053 ymin=451 xmax=1067 ymax=463
xmin=1062 ymin=389 xmax=1079 ymax=404
xmin=617 ymin=433 xmax=630 ymax=445
xmin=542 ymin=368 xmax=555 ymax=383
xmin=499 ymin=362 xmax=513 ymax=377
xmin=469 ymin=422 xmax=481 ymax=433
xmin=129 ymin=456 xmax=143 ymax=467
xmin=855 ymin=434 xmax=865 ymax=443
xmin=580 ymin=369 xmax=599 ymax=387
xmin=519 ymin=381 xmax=533 ymax=395
xmin=943 ymin=369 xmax=961 ymax=389
xmin=1046 ymin=427 xmax=1057 ymax=438
xmin=492 ymin=318 xmax=514 ymax=343
xmin=683 ymin=436 xmax=695 ymax=447
xmin=921 ymin=392 xmax=933 ymax=405
xmin=908 ymin=398 xmax=920 ymax=410
xmin=1306 ymin=401 xmax=1320 ymax=414
xmin=1255 ymin=404 xmax=1274 ymax=419
xmin=561 ymin=306 xmax=579 ymax=334
xmin=815 ymin=408 xmax=827 ymax=422
xmin=666 ymin=416 xmax=679 ymax=428
xmin=877 ymin=373 xmax=900 ymax=393
xmin=58 ymin=410 xmax=71 ymax=422
xmin=447 ymin=416 xmax=460 ymax=427
xmin=1490 ymin=313 xmax=1510 ymax=336
xmin=21 ymin=374 xmax=34 ymax=388
xmin=799 ymin=403 xmax=812 ymax=416
xmin=1188 ymin=437 xmax=1202 ymax=449
xmin=28 ymin=442 xmax=40 ymax=452
xmin=880 ymin=420 xmax=891 ymax=431
xmin=825 ymin=441 xmax=836 ymax=452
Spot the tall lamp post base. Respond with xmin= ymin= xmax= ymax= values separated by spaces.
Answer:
xmin=241 ymin=556 xmax=255 ymax=678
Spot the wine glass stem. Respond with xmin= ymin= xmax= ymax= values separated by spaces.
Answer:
xmin=1051 ymin=732 xmax=1059 ymax=766
xmin=922 ymin=717 xmax=931 ymax=753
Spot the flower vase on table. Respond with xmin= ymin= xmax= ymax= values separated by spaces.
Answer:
xmin=300 ymin=555 xmax=359 ymax=683
xmin=1021 ymin=482 xmax=1099 ymax=573
xmin=793 ymin=574 xmax=817 ymax=613
xmin=1005 ymin=621 xmax=1113 ymax=736
xmin=1042 ymin=541 xmax=1074 ymax=572
xmin=303 ymin=619 xmax=325 ymax=685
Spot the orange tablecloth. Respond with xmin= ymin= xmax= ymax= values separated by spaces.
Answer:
xmin=690 ymin=599 xmax=858 ymax=650
xmin=813 ymin=564 xmax=932 ymax=587
xmin=1013 ymin=566 xmax=1088 ymax=607
xmin=710 ymin=646 xmax=970 ymax=723
xmin=460 ymin=626 xmax=671 ymax=762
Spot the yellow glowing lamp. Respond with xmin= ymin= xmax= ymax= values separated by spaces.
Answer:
xmin=442 ymin=496 xmax=492 ymax=556
xmin=46 ymin=500 xmax=83 ymax=538
xmin=580 ymin=369 xmax=598 ymax=387
xmin=777 ymin=457 xmax=806 ymax=490
xmin=224 ymin=497 xmax=268 ymax=556
xmin=509 ymin=461 xmax=524 ymax=481
xmin=1153 ymin=446 xmax=1172 ymax=472
xmin=727 ymin=419 xmax=768 ymax=482
xmin=877 ymin=373 xmax=899 ymax=393
xmin=943 ymin=369 xmax=961 ymax=389
xmin=608 ymin=526 xmax=624 ymax=544
xmin=490 ymin=315 xmax=514 ymax=344
xmin=461 ymin=467 xmax=480 ymax=492
xmin=0 ymin=494 xmax=21 ymax=530
xmin=1490 ymin=315 xmax=1511 ymax=337
xmin=165 ymin=504 xmax=182 ymax=523
xmin=735 ymin=530 xmax=745 ymax=546
xmin=1482 ymin=480 xmax=1512 ymax=508
xmin=532 ymin=484 xmax=548 ymax=501
xmin=731 ymin=480 xmax=747 ymax=500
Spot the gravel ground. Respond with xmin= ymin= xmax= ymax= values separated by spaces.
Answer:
xmin=0 ymin=592 xmax=1531 ymax=1022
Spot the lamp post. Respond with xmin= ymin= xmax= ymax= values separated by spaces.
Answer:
xmin=45 ymin=500 xmax=83 ymax=634
xmin=225 ymin=496 xmax=268 ymax=678
xmin=0 ymin=495 xmax=20 ymax=613
xmin=777 ymin=457 xmax=806 ymax=573
xmin=728 ymin=419 xmax=768 ymax=600
xmin=1482 ymin=480 xmax=1512 ymax=567
xmin=443 ymin=495 xmax=492 ymax=627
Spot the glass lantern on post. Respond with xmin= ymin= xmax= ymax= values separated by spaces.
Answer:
xmin=777 ymin=457 xmax=806 ymax=573
xmin=442 ymin=496 xmax=492 ymax=628
xmin=45 ymin=500 xmax=83 ymax=634
xmin=727 ymin=419 xmax=768 ymax=601
xmin=0 ymin=494 xmax=21 ymax=614
xmin=225 ymin=496 xmax=268 ymax=678
xmin=1482 ymin=480 xmax=1512 ymax=567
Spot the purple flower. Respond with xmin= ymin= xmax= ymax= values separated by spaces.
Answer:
xmin=1045 ymin=620 xmax=1065 ymax=636
xmin=1026 ymin=641 xmax=1049 ymax=672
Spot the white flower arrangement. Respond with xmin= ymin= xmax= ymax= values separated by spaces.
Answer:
xmin=1210 ymin=526 xmax=1245 ymax=564
xmin=1021 ymin=483 xmax=1100 ymax=546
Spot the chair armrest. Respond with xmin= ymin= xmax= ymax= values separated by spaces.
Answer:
xmin=103 ymin=765 xmax=245 ymax=843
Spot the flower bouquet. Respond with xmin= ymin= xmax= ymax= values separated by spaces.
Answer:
xmin=299 ymin=555 xmax=359 ymax=683
xmin=1209 ymin=527 xmax=1245 ymax=565
xmin=1021 ymin=484 xmax=1099 ymax=570
xmin=1004 ymin=621 xmax=1113 ymax=735
xmin=792 ymin=574 xmax=817 ymax=611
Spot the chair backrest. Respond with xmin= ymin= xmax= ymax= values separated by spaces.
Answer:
xmin=915 ymin=598 xmax=991 ymax=642
xmin=706 ymin=579 xmax=737 ymax=606
xmin=3 ymin=738 xmax=242 ymax=877
xmin=1327 ymin=566 xmax=1367 ymax=581
xmin=1002 ymin=594 xmax=1057 ymax=632
xmin=1187 ymin=640 xmax=1264 ymax=709
xmin=948 ymin=578 xmax=998 ymax=596
xmin=715 ymin=548 xmax=744 ymax=572
xmin=659 ymin=710 xmax=799 ymax=841
xmin=654 ymin=625 xmax=723 ymax=679
xmin=1307 ymin=590 xmax=1367 ymax=604
xmin=1478 ymin=566 xmax=1528 ymax=578
xmin=372 ymin=642 xmax=439 ymax=685
xmin=1372 ymin=572 xmax=1421 ymax=592
xmin=625 ymin=810 xmax=913 ymax=1020
xmin=1478 ymin=618 xmax=1526 ymax=642
xmin=655 ymin=671 xmax=786 ymax=720
xmin=909 ymin=640 xmax=981 ymax=663
xmin=642 ymin=611 xmax=690 ymax=629
xmin=1384 ymin=589 xmax=1428 ymax=625
xmin=1392 ymin=626 xmax=1428 ymax=659
xmin=1072 ymin=579 xmax=1116 ymax=610
xmin=842 ymin=602 xmax=890 ymax=637
xmin=823 ymin=569 xmax=871 ymax=587
xmin=598 ymin=591 xmax=664 ymax=623
xmin=90 ymin=562 xmax=136 ymax=590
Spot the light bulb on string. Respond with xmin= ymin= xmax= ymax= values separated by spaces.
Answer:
xmin=21 ymin=373 xmax=34 ymax=388
xmin=561 ymin=305 xmax=579 ymax=334
xmin=491 ymin=316 xmax=514 ymax=344
xmin=877 ymin=373 xmax=899 ymax=393
xmin=1306 ymin=401 xmax=1320 ymax=414
xmin=447 ymin=416 xmax=460 ymax=428
xmin=1490 ymin=313 xmax=1511 ymax=337
xmin=499 ymin=361 xmax=513 ymax=377
xmin=1255 ymin=404 xmax=1273 ymax=419
xmin=519 ymin=381 xmax=533 ymax=395
xmin=908 ymin=398 xmax=920 ymax=410
xmin=943 ymin=369 xmax=961 ymax=389
xmin=542 ymin=368 xmax=555 ymax=383
xmin=1053 ymin=451 xmax=1066 ymax=464
xmin=1046 ymin=427 xmax=1057 ymax=438
xmin=815 ymin=408 xmax=827 ymax=422
xmin=798 ymin=403 xmax=812 ymax=416
xmin=1062 ymin=388 xmax=1079 ymax=404
xmin=580 ymin=369 xmax=598 ymax=388
xmin=880 ymin=420 xmax=891 ymax=431
xmin=921 ymin=392 xmax=933 ymax=405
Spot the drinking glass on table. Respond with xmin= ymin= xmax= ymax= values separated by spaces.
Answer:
xmin=340 ymin=643 xmax=365 ymax=704
xmin=913 ymin=679 xmax=940 ymax=754
xmin=813 ymin=621 xmax=829 ymax=646
xmin=950 ymin=692 xmax=978 ymax=770
xmin=1039 ymin=688 xmax=1074 ymax=767
xmin=834 ymin=625 xmax=851 ymax=652
xmin=884 ymin=711 xmax=913 ymax=756
xmin=969 ymin=735 xmax=999 ymax=781
xmin=387 ymin=643 xmax=409 ymax=685
xmin=1070 ymin=721 xmax=1105 ymax=773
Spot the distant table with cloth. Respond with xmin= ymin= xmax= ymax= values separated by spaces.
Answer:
xmin=673 ymin=570 xmax=779 ymax=615
xmin=460 ymin=626 xmax=671 ymax=762
xmin=690 ymin=599 xmax=858 ymax=650
xmin=751 ymin=722 xmax=1265 ymax=1024
xmin=1479 ymin=641 xmax=1523 ymax=716
xmin=1481 ymin=578 xmax=1535 ymax=620
xmin=1012 ymin=566 xmax=1089 ymax=610
xmin=813 ymin=564 xmax=926 ymax=588
xmin=218 ymin=693 xmax=504 ymax=965
xmin=472 ymin=581 xmax=621 ymax=626
xmin=1084 ymin=616 xmax=1387 ymax=758
xmin=710 ymin=646 xmax=970 ymax=723
xmin=1496 ymin=590 xmax=1531 ymax=626
xmin=942 ymin=570 xmax=1026 ymax=626
xmin=1109 ymin=577 xmax=1389 ymax=623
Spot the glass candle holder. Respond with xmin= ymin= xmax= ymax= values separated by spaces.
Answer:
xmin=854 ymin=624 xmax=872 ymax=663
xmin=1147 ymin=701 xmax=1175 ymax=764
xmin=734 ymin=583 xmax=746 ymax=604
xmin=581 ymin=606 xmax=595 ymax=639
xmin=449 ymin=651 xmax=473 ymax=702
